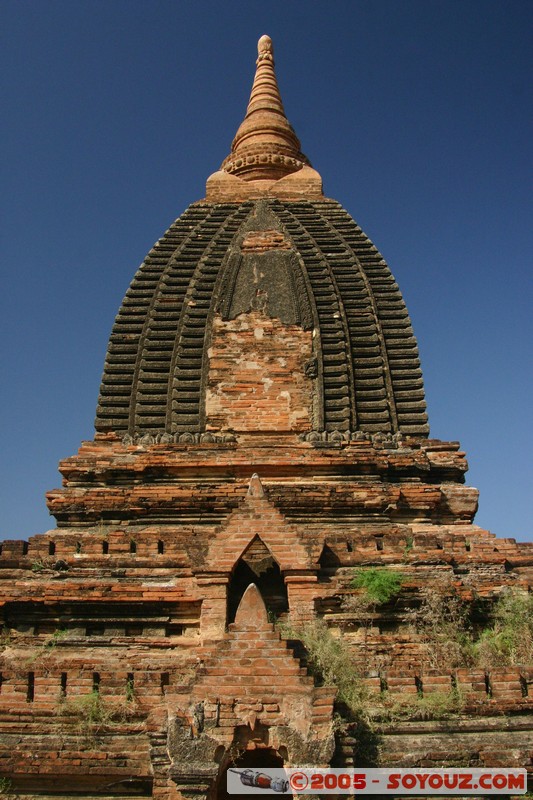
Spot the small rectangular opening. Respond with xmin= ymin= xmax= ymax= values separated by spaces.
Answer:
xmin=22 ymin=542 xmax=29 ymax=555
xmin=60 ymin=672 xmax=67 ymax=698
xmin=27 ymin=672 xmax=35 ymax=702
xmin=86 ymin=624 xmax=105 ymax=636
xmin=378 ymin=621 xmax=399 ymax=634
xmin=92 ymin=672 xmax=100 ymax=693
xmin=130 ymin=540 xmax=137 ymax=554
xmin=157 ymin=540 xmax=164 ymax=554
xmin=125 ymin=624 xmax=143 ymax=637
xmin=160 ymin=672 xmax=170 ymax=694
xmin=375 ymin=536 xmax=384 ymax=551
xmin=48 ymin=541 xmax=56 ymax=556
xmin=102 ymin=540 xmax=109 ymax=554
xmin=35 ymin=622 xmax=55 ymax=635
xmin=126 ymin=673 xmax=134 ymax=701
xmin=166 ymin=624 xmax=184 ymax=637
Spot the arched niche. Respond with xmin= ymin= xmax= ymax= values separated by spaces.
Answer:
xmin=227 ymin=536 xmax=288 ymax=624
xmin=317 ymin=543 xmax=341 ymax=581
xmin=211 ymin=723 xmax=286 ymax=800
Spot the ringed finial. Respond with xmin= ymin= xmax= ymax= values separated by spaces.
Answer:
xmin=220 ymin=34 xmax=310 ymax=181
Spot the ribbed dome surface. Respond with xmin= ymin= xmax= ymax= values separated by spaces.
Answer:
xmin=96 ymin=198 xmax=428 ymax=438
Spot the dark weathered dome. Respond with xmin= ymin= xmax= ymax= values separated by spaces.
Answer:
xmin=96 ymin=35 xmax=428 ymax=440
xmin=95 ymin=197 xmax=428 ymax=438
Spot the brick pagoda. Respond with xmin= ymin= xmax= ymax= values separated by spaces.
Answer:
xmin=1 ymin=34 xmax=531 ymax=799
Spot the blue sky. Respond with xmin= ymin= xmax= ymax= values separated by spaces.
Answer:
xmin=1 ymin=0 xmax=531 ymax=542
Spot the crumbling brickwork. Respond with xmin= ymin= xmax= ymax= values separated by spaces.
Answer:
xmin=205 ymin=311 xmax=314 ymax=433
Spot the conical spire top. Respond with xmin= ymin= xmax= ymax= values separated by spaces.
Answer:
xmin=244 ymin=35 xmax=289 ymax=124
xmin=221 ymin=35 xmax=311 ymax=181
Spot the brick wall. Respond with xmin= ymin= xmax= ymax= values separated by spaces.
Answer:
xmin=206 ymin=311 xmax=314 ymax=432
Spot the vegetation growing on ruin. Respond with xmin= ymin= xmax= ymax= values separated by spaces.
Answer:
xmin=279 ymin=580 xmax=531 ymax=734
xmin=125 ymin=676 xmax=135 ymax=703
xmin=405 ymin=580 xmax=474 ymax=670
xmin=25 ymin=628 xmax=68 ymax=667
xmin=57 ymin=688 xmax=141 ymax=741
xmin=30 ymin=557 xmax=58 ymax=572
xmin=278 ymin=614 xmax=465 ymax=737
xmin=0 ymin=628 xmax=12 ymax=650
xmin=380 ymin=688 xmax=464 ymax=723
xmin=350 ymin=568 xmax=404 ymax=605
xmin=342 ymin=568 xmax=405 ymax=634
xmin=61 ymin=690 xmax=111 ymax=726
xmin=408 ymin=582 xmax=533 ymax=671
xmin=279 ymin=617 xmax=368 ymax=716
xmin=475 ymin=589 xmax=533 ymax=668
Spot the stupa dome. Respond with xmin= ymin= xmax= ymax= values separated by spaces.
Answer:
xmin=95 ymin=36 xmax=428 ymax=440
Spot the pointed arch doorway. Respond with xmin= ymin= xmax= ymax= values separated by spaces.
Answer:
xmin=227 ymin=536 xmax=288 ymax=624
xmin=213 ymin=747 xmax=285 ymax=800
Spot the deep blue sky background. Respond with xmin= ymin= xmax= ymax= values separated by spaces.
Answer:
xmin=1 ymin=0 xmax=531 ymax=542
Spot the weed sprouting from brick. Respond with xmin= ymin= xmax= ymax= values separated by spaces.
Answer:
xmin=350 ymin=567 xmax=404 ymax=605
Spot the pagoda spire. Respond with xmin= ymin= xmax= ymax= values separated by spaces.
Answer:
xmin=221 ymin=35 xmax=311 ymax=181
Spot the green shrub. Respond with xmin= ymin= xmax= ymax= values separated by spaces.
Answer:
xmin=350 ymin=568 xmax=404 ymax=605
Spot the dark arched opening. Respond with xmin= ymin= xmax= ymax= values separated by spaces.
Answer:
xmin=318 ymin=543 xmax=341 ymax=581
xmin=227 ymin=537 xmax=288 ymax=624
xmin=215 ymin=748 xmax=285 ymax=800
